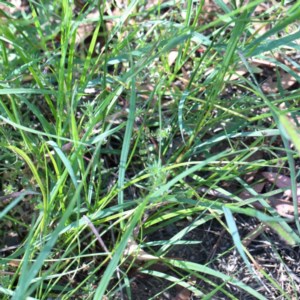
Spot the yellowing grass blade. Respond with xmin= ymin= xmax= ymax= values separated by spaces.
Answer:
xmin=8 ymin=145 xmax=47 ymax=213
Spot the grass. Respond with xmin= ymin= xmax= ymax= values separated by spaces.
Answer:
xmin=1 ymin=0 xmax=300 ymax=299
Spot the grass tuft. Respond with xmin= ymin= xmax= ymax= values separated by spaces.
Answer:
xmin=1 ymin=0 xmax=300 ymax=299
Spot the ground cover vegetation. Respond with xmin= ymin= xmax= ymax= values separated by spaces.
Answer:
xmin=1 ymin=0 xmax=300 ymax=299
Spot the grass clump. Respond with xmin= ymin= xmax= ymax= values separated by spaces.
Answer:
xmin=1 ymin=0 xmax=300 ymax=299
